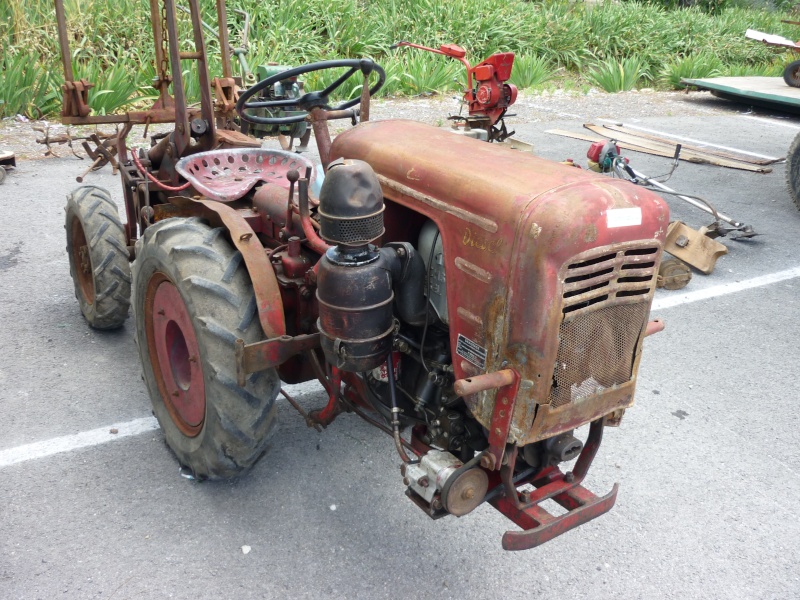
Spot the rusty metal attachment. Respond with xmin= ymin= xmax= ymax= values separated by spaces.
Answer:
xmin=657 ymin=257 xmax=692 ymax=289
xmin=665 ymin=221 xmax=729 ymax=274
xmin=492 ymin=419 xmax=618 ymax=551
xmin=235 ymin=334 xmax=320 ymax=387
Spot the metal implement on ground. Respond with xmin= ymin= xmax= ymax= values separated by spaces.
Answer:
xmin=55 ymin=0 xmax=670 ymax=552
xmin=586 ymin=138 xmax=750 ymax=274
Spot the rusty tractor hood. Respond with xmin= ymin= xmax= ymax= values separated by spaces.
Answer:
xmin=331 ymin=120 xmax=669 ymax=443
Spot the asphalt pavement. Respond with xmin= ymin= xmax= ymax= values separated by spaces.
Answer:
xmin=1 ymin=93 xmax=799 ymax=599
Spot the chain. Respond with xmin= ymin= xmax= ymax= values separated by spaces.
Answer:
xmin=160 ymin=1 xmax=170 ymax=82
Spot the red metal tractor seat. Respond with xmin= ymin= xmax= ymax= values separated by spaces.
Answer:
xmin=176 ymin=148 xmax=316 ymax=202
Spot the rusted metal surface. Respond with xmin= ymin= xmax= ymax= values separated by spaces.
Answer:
xmin=331 ymin=119 xmax=668 ymax=447
xmin=500 ymin=484 xmax=618 ymax=551
xmin=235 ymin=333 xmax=320 ymax=386
xmin=309 ymin=107 xmax=335 ymax=170
xmin=212 ymin=77 xmax=238 ymax=114
xmin=53 ymin=0 xmax=74 ymax=85
xmin=657 ymin=257 xmax=692 ymax=290
xmin=170 ymin=197 xmax=285 ymax=339
xmin=665 ymin=221 xmax=728 ymax=274
xmin=490 ymin=419 xmax=618 ymax=550
xmin=175 ymin=148 xmax=315 ymax=202
xmin=454 ymin=369 xmax=515 ymax=396
xmin=54 ymin=0 xmax=94 ymax=118
xmin=51 ymin=0 xmax=667 ymax=547
xmin=35 ymin=126 xmax=110 ymax=158
xmin=69 ymin=217 xmax=94 ymax=304
xmin=310 ymin=367 xmax=343 ymax=427
xmin=62 ymin=80 xmax=93 ymax=119
xmin=279 ymin=388 xmax=323 ymax=432
xmin=298 ymin=175 xmax=332 ymax=255
xmin=163 ymin=0 xmax=189 ymax=155
xmin=645 ymin=318 xmax=665 ymax=337
xmin=483 ymin=370 xmax=520 ymax=471
xmin=75 ymin=134 xmax=120 ymax=182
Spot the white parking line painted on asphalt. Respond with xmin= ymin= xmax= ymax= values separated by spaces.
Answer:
xmin=652 ymin=266 xmax=800 ymax=311
xmin=597 ymin=119 xmax=781 ymax=160
xmin=0 ymin=416 xmax=158 ymax=469
xmin=740 ymin=115 xmax=800 ymax=131
xmin=2 ymin=267 xmax=799 ymax=469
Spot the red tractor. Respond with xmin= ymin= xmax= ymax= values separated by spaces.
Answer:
xmin=61 ymin=0 xmax=668 ymax=551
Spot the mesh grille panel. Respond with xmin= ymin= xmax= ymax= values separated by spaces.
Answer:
xmin=549 ymin=302 xmax=648 ymax=408
xmin=320 ymin=213 xmax=384 ymax=245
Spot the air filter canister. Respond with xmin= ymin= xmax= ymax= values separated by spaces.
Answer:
xmin=317 ymin=158 xmax=385 ymax=246
xmin=316 ymin=158 xmax=393 ymax=372
xmin=316 ymin=247 xmax=394 ymax=372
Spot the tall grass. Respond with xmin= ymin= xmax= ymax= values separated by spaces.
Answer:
xmin=0 ymin=54 xmax=60 ymax=118
xmin=511 ymin=55 xmax=557 ymax=89
xmin=660 ymin=52 xmax=723 ymax=89
xmin=587 ymin=56 xmax=650 ymax=92
xmin=2 ymin=0 xmax=799 ymax=117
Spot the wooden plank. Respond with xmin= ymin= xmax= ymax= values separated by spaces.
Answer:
xmin=596 ymin=123 xmax=782 ymax=165
xmin=582 ymin=124 xmax=772 ymax=173
xmin=545 ymin=129 xmax=771 ymax=173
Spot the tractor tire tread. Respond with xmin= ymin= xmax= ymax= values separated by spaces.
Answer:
xmin=785 ymin=131 xmax=800 ymax=211
xmin=133 ymin=217 xmax=278 ymax=480
xmin=65 ymin=185 xmax=131 ymax=329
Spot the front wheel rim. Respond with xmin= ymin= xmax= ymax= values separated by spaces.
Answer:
xmin=70 ymin=217 xmax=94 ymax=304
xmin=145 ymin=273 xmax=206 ymax=436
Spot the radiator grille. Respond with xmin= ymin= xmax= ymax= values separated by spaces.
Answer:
xmin=549 ymin=302 xmax=649 ymax=408
xmin=548 ymin=243 xmax=658 ymax=408
xmin=561 ymin=245 xmax=658 ymax=315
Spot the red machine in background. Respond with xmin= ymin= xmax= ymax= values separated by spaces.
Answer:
xmin=392 ymin=41 xmax=518 ymax=142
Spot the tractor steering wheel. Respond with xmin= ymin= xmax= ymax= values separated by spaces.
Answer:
xmin=236 ymin=58 xmax=386 ymax=126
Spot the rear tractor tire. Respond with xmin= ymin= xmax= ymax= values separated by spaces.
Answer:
xmin=65 ymin=185 xmax=131 ymax=329
xmin=132 ymin=217 xmax=279 ymax=479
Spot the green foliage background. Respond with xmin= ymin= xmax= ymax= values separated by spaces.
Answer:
xmin=1 ymin=0 xmax=798 ymax=116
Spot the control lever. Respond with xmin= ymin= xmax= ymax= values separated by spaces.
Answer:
xmin=359 ymin=59 xmax=374 ymax=123
xmin=285 ymin=168 xmax=300 ymax=237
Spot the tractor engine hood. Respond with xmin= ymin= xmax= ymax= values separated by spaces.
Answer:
xmin=330 ymin=120 xmax=669 ymax=444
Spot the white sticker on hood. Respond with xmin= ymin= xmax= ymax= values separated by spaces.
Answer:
xmin=606 ymin=207 xmax=642 ymax=228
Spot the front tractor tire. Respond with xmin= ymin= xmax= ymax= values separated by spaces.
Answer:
xmin=132 ymin=217 xmax=279 ymax=479
xmin=65 ymin=186 xmax=131 ymax=329
xmin=786 ymin=131 xmax=800 ymax=211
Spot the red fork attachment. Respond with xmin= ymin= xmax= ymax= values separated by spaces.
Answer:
xmin=488 ymin=418 xmax=617 ymax=551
